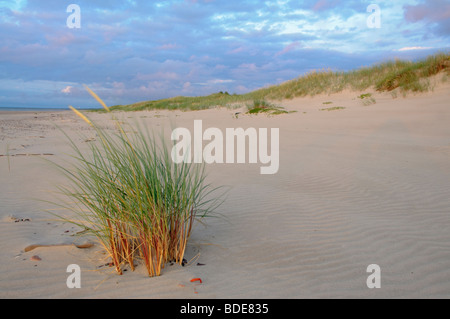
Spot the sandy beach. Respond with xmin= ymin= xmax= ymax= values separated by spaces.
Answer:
xmin=1 ymin=84 xmax=450 ymax=299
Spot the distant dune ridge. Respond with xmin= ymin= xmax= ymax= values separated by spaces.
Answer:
xmin=103 ymin=52 xmax=449 ymax=112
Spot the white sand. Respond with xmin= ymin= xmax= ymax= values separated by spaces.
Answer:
xmin=1 ymin=84 xmax=450 ymax=298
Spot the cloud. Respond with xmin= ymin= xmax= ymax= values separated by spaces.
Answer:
xmin=397 ymin=46 xmax=433 ymax=51
xmin=182 ymin=81 xmax=191 ymax=92
xmin=0 ymin=0 xmax=449 ymax=108
xmin=404 ymin=0 xmax=450 ymax=37
xmin=238 ymin=63 xmax=257 ymax=70
xmin=275 ymin=42 xmax=302 ymax=57
xmin=61 ymin=86 xmax=73 ymax=94
xmin=404 ymin=0 xmax=450 ymax=23
xmin=312 ymin=0 xmax=341 ymax=12
xmin=208 ymin=79 xmax=234 ymax=84
xmin=157 ymin=43 xmax=180 ymax=50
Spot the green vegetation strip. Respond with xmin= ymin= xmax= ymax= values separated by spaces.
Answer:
xmin=93 ymin=53 xmax=448 ymax=112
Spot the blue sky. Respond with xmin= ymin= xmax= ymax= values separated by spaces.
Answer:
xmin=0 ymin=0 xmax=449 ymax=109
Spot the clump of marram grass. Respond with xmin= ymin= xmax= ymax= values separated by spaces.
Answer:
xmin=358 ymin=93 xmax=376 ymax=106
xmin=55 ymin=86 xmax=223 ymax=277
xmin=375 ymin=53 xmax=450 ymax=92
xmin=246 ymin=100 xmax=293 ymax=115
xmin=245 ymin=53 xmax=450 ymax=101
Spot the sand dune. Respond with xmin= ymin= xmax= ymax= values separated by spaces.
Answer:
xmin=1 ymin=85 xmax=450 ymax=298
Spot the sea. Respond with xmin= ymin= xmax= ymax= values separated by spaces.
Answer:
xmin=0 ymin=107 xmax=96 ymax=112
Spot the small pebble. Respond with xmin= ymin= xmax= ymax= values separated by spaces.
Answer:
xmin=31 ymin=255 xmax=41 ymax=261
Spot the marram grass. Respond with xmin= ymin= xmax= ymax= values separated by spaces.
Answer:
xmin=55 ymin=87 xmax=224 ymax=277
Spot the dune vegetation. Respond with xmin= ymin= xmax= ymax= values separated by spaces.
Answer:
xmin=99 ymin=52 xmax=449 ymax=113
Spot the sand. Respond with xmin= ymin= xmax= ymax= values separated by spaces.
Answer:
xmin=1 ymin=84 xmax=450 ymax=299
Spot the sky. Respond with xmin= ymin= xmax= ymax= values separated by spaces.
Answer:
xmin=0 ymin=0 xmax=449 ymax=109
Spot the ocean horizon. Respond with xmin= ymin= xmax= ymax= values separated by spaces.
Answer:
xmin=0 ymin=106 xmax=98 ymax=112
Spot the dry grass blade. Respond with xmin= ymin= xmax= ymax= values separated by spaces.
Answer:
xmin=83 ymin=84 xmax=110 ymax=112
xmin=69 ymin=106 xmax=93 ymax=126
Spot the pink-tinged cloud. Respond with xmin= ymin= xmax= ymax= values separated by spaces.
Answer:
xmin=61 ymin=86 xmax=73 ymax=94
xmin=44 ymin=32 xmax=90 ymax=47
xmin=275 ymin=42 xmax=301 ymax=57
xmin=312 ymin=0 xmax=340 ymax=12
xmin=158 ymin=43 xmax=180 ymax=50
xmin=112 ymin=82 xmax=125 ymax=89
xmin=313 ymin=0 xmax=328 ymax=11
xmin=238 ymin=63 xmax=257 ymax=70
xmin=208 ymin=79 xmax=234 ymax=84
xmin=186 ymin=0 xmax=215 ymax=3
xmin=182 ymin=82 xmax=191 ymax=91
xmin=136 ymin=72 xmax=180 ymax=81
xmin=45 ymin=33 xmax=76 ymax=46
xmin=235 ymin=85 xmax=250 ymax=94
xmin=111 ymin=82 xmax=126 ymax=95
xmin=404 ymin=0 xmax=450 ymax=23
xmin=397 ymin=46 xmax=433 ymax=51
xmin=227 ymin=46 xmax=245 ymax=54
xmin=214 ymin=64 xmax=227 ymax=70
